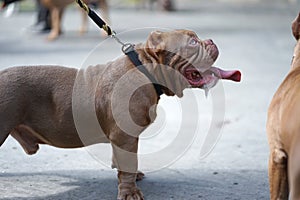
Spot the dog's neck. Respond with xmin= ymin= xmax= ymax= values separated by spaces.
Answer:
xmin=135 ymin=43 xmax=189 ymax=98
xmin=291 ymin=42 xmax=300 ymax=70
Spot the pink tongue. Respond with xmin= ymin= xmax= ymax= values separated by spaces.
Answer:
xmin=211 ymin=67 xmax=241 ymax=82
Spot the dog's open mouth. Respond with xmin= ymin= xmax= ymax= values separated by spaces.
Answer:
xmin=184 ymin=66 xmax=241 ymax=88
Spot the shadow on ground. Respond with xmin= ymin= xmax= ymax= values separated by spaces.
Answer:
xmin=0 ymin=169 xmax=269 ymax=200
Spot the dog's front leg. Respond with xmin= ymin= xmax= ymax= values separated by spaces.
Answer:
xmin=269 ymin=148 xmax=289 ymax=200
xmin=117 ymin=171 xmax=144 ymax=200
xmin=79 ymin=9 xmax=88 ymax=35
xmin=48 ymin=7 xmax=63 ymax=40
xmin=111 ymin=135 xmax=144 ymax=200
xmin=98 ymin=0 xmax=109 ymax=23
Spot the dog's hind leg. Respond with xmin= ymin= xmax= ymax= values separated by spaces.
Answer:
xmin=0 ymin=126 xmax=16 ymax=147
xmin=0 ymin=132 xmax=9 ymax=147
xmin=10 ymin=125 xmax=42 ymax=155
xmin=0 ymin=116 xmax=19 ymax=147
xmin=269 ymin=148 xmax=289 ymax=200
xmin=0 ymin=115 xmax=17 ymax=147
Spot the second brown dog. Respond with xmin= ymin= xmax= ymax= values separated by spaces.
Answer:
xmin=267 ymin=13 xmax=300 ymax=200
xmin=41 ymin=0 xmax=109 ymax=40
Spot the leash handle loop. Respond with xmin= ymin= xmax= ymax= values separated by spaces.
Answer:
xmin=76 ymin=0 xmax=89 ymax=13
xmin=75 ymin=0 xmax=112 ymax=36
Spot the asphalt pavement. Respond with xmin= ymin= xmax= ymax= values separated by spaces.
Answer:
xmin=0 ymin=0 xmax=299 ymax=199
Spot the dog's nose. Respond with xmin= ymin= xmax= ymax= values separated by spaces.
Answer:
xmin=204 ymin=39 xmax=214 ymax=46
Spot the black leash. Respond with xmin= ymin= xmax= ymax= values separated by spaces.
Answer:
xmin=75 ymin=0 xmax=163 ymax=97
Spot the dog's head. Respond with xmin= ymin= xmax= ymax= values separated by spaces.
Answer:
xmin=143 ymin=30 xmax=241 ymax=96
xmin=292 ymin=13 xmax=300 ymax=41
xmin=292 ymin=12 xmax=300 ymax=69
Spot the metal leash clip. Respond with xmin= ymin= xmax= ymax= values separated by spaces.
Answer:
xmin=121 ymin=43 xmax=135 ymax=54
xmin=75 ymin=0 xmax=133 ymax=53
xmin=110 ymin=32 xmax=133 ymax=54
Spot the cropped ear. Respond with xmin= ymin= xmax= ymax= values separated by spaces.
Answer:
xmin=145 ymin=31 xmax=166 ymax=56
xmin=292 ymin=12 xmax=300 ymax=40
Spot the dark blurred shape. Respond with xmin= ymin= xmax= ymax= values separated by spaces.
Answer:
xmin=1 ymin=0 xmax=22 ymax=8
xmin=158 ymin=0 xmax=174 ymax=11
xmin=1 ymin=0 xmax=51 ymax=32
xmin=34 ymin=0 xmax=51 ymax=32
xmin=138 ymin=0 xmax=175 ymax=11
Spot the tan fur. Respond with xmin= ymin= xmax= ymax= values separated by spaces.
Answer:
xmin=0 ymin=30 xmax=223 ymax=199
xmin=41 ymin=0 xmax=109 ymax=40
xmin=267 ymin=13 xmax=300 ymax=200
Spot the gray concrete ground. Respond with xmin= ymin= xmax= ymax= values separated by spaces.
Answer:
xmin=0 ymin=0 xmax=299 ymax=199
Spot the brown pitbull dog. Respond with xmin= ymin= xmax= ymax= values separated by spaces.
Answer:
xmin=0 ymin=30 xmax=241 ymax=199
xmin=267 ymin=13 xmax=300 ymax=200
xmin=41 ymin=0 xmax=109 ymax=40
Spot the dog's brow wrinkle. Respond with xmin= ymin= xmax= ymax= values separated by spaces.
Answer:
xmin=186 ymin=31 xmax=197 ymax=38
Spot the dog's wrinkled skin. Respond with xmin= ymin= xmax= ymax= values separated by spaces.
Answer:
xmin=41 ymin=0 xmax=109 ymax=40
xmin=0 ymin=30 xmax=240 ymax=200
xmin=267 ymin=13 xmax=300 ymax=200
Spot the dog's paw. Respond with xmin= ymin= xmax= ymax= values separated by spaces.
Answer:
xmin=47 ymin=32 xmax=59 ymax=41
xmin=47 ymin=30 xmax=63 ymax=41
xmin=79 ymin=27 xmax=87 ymax=35
xmin=136 ymin=171 xmax=145 ymax=181
xmin=117 ymin=187 xmax=144 ymax=200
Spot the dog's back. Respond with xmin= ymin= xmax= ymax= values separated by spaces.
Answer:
xmin=0 ymin=66 xmax=80 ymax=150
xmin=0 ymin=64 xmax=111 ymax=153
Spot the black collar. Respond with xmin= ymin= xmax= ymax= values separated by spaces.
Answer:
xmin=123 ymin=45 xmax=163 ymax=97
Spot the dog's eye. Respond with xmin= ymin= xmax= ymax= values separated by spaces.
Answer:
xmin=189 ymin=38 xmax=198 ymax=46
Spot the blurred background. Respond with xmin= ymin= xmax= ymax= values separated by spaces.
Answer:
xmin=0 ymin=0 xmax=299 ymax=199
